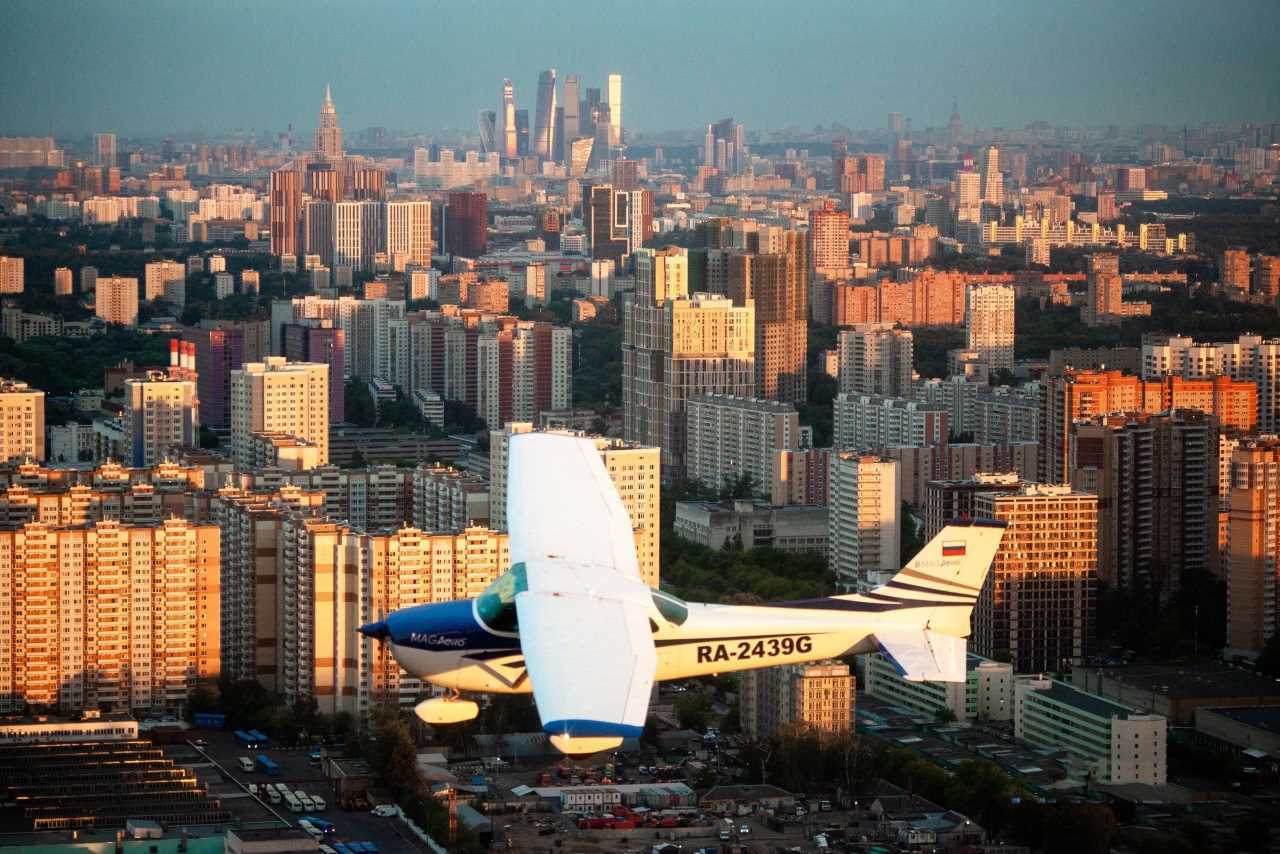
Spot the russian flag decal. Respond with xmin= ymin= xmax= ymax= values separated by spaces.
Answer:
xmin=941 ymin=541 xmax=965 ymax=557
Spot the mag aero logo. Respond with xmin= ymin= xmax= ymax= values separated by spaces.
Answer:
xmin=913 ymin=539 xmax=966 ymax=569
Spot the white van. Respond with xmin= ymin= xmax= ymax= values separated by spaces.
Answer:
xmin=237 ymin=757 xmax=255 ymax=772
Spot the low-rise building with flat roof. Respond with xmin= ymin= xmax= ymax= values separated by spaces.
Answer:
xmin=863 ymin=653 xmax=1014 ymax=722
xmin=673 ymin=499 xmax=827 ymax=553
xmin=1073 ymin=662 xmax=1280 ymax=725
xmin=1016 ymin=677 xmax=1167 ymax=785
xmin=1194 ymin=705 xmax=1280 ymax=761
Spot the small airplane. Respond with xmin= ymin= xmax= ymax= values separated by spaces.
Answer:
xmin=360 ymin=433 xmax=1004 ymax=756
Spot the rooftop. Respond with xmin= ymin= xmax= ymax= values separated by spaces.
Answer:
xmin=1201 ymin=705 xmax=1280 ymax=736
xmin=1093 ymin=662 xmax=1280 ymax=700
xmin=1032 ymin=680 xmax=1136 ymax=720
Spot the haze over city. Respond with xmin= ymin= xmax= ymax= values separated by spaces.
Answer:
xmin=4 ymin=0 xmax=1280 ymax=136
xmin=3 ymin=2 xmax=1280 ymax=853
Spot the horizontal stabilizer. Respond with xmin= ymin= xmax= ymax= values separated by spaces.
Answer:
xmin=876 ymin=629 xmax=966 ymax=682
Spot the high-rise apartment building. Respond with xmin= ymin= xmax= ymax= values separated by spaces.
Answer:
xmin=94 ymin=276 xmax=139 ymax=326
xmin=837 ymin=324 xmax=914 ymax=399
xmin=965 ymin=284 xmax=1015 ymax=371
xmin=445 ymin=191 xmax=487 ymax=258
xmin=635 ymin=247 xmax=689 ymax=303
xmin=53 ymin=266 xmax=73 ymax=296
xmin=740 ymin=661 xmax=855 ymax=740
xmin=230 ymin=357 xmax=330 ymax=470
xmin=0 ymin=378 xmax=45 ymax=462
xmin=94 ymin=132 xmax=116 ymax=167
xmin=0 ymin=256 xmax=23 ymax=294
xmin=685 ymin=394 xmax=799 ymax=497
xmin=384 ymin=200 xmax=432 ymax=267
xmin=829 ymin=453 xmax=900 ymax=590
xmin=809 ymin=204 xmax=850 ymax=275
xmin=489 ymin=424 xmax=661 ymax=587
xmin=623 ymin=293 xmax=755 ymax=478
xmin=282 ymin=322 xmax=346 ymax=424
xmin=955 ymin=170 xmax=982 ymax=210
xmin=144 ymin=260 xmax=185 ymax=302
xmin=1070 ymin=410 xmax=1215 ymax=593
xmin=833 ymin=150 xmax=885 ymax=194
xmin=980 ymin=145 xmax=1003 ymax=204
xmin=332 ymin=200 xmax=384 ymax=272
xmin=833 ymin=393 xmax=949 ymax=452
xmin=972 ymin=484 xmax=1098 ymax=673
xmin=727 ymin=230 xmax=809 ymax=403
xmin=123 ymin=369 xmax=199 ymax=467
xmin=1226 ymin=439 xmax=1280 ymax=657
xmin=1040 ymin=369 xmax=1255 ymax=483
xmin=269 ymin=169 xmax=302 ymax=258
xmin=1252 ymin=255 xmax=1280 ymax=298
xmin=0 ymin=517 xmax=219 ymax=714
xmin=314 ymin=85 xmax=343 ymax=160
xmin=1220 ymin=247 xmax=1251 ymax=289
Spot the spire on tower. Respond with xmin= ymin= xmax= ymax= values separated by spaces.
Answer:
xmin=324 ymin=83 xmax=333 ymax=107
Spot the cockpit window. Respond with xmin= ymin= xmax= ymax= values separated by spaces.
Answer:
xmin=651 ymin=589 xmax=689 ymax=626
xmin=475 ymin=563 xmax=528 ymax=634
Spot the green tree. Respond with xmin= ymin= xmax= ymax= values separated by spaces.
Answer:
xmin=369 ymin=706 xmax=423 ymax=798
xmin=674 ymin=693 xmax=712 ymax=731
xmin=345 ymin=379 xmax=377 ymax=427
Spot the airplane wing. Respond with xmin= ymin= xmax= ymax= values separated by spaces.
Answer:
xmin=875 ymin=629 xmax=966 ymax=682
xmin=506 ymin=432 xmax=641 ymax=580
xmin=515 ymin=586 xmax=656 ymax=754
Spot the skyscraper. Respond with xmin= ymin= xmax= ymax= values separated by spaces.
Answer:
xmin=0 ymin=378 xmax=45 ymax=463
xmin=965 ymin=284 xmax=1015 ymax=371
xmin=829 ymin=453 xmax=900 ymax=589
xmin=314 ymin=84 xmax=343 ymax=160
xmin=123 ymin=369 xmax=199 ymax=468
xmin=727 ymin=229 xmax=809 ymax=403
xmin=445 ymin=191 xmax=488 ymax=258
xmin=269 ymin=168 xmax=302 ymax=258
xmin=606 ymin=73 xmax=622 ymax=147
xmin=230 ymin=357 xmax=330 ymax=470
xmin=499 ymin=79 xmax=517 ymax=158
xmin=94 ymin=132 xmax=116 ymax=167
xmin=385 ymin=200 xmax=432 ymax=267
xmin=584 ymin=183 xmax=629 ymax=262
xmin=972 ymin=484 xmax=1098 ymax=673
xmin=477 ymin=110 xmax=497 ymax=154
xmin=333 ymin=200 xmax=384 ymax=272
xmin=837 ymin=324 xmax=914 ymax=399
xmin=623 ymin=293 xmax=755 ymax=477
xmin=515 ymin=109 xmax=530 ymax=156
xmin=533 ymin=68 xmax=558 ymax=160
xmin=980 ymin=145 xmax=1003 ymax=205
xmin=1226 ymin=439 xmax=1280 ymax=657
xmin=95 ymin=276 xmax=139 ymax=326
xmin=561 ymin=74 xmax=581 ymax=161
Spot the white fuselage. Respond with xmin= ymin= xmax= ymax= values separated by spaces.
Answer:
xmin=385 ymin=592 xmax=957 ymax=695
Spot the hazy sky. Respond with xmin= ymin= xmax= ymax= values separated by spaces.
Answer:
xmin=3 ymin=0 xmax=1278 ymax=138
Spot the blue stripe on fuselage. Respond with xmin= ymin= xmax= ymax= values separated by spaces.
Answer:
xmin=543 ymin=719 xmax=644 ymax=738
xmin=385 ymin=599 xmax=521 ymax=652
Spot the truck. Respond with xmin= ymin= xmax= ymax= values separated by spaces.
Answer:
xmin=256 ymin=754 xmax=280 ymax=776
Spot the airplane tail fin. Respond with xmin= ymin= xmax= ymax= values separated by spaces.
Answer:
xmin=834 ymin=521 xmax=1005 ymax=681
xmin=834 ymin=522 xmax=1003 ymax=640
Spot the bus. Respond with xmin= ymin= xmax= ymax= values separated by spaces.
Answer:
xmin=256 ymin=755 xmax=280 ymax=776
xmin=300 ymin=817 xmax=334 ymax=837
xmin=234 ymin=730 xmax=259 ymax=749
xmin=248 ymin=729 xmax=270 ymax=747
xmin=285 ymin=792 xmax=303 ymax=813
xmin=237 ymin=757 xmax=255 ymax=772
xmin=265 ymin=785 xmax=282 ymax=805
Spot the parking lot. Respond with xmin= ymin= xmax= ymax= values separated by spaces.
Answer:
xmin=168 ymin=730 xmax=428 ymax=853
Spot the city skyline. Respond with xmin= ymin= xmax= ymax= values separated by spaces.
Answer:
xmin=4 ymin=0 xmax=1280 ymax=137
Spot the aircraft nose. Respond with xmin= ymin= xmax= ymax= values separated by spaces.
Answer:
xmin=358 ymin=620 xmax=390 ymax=640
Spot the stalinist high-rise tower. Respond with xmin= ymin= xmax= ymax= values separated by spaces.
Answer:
xmin=314 ymin=84 xmax=344 ymax=161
